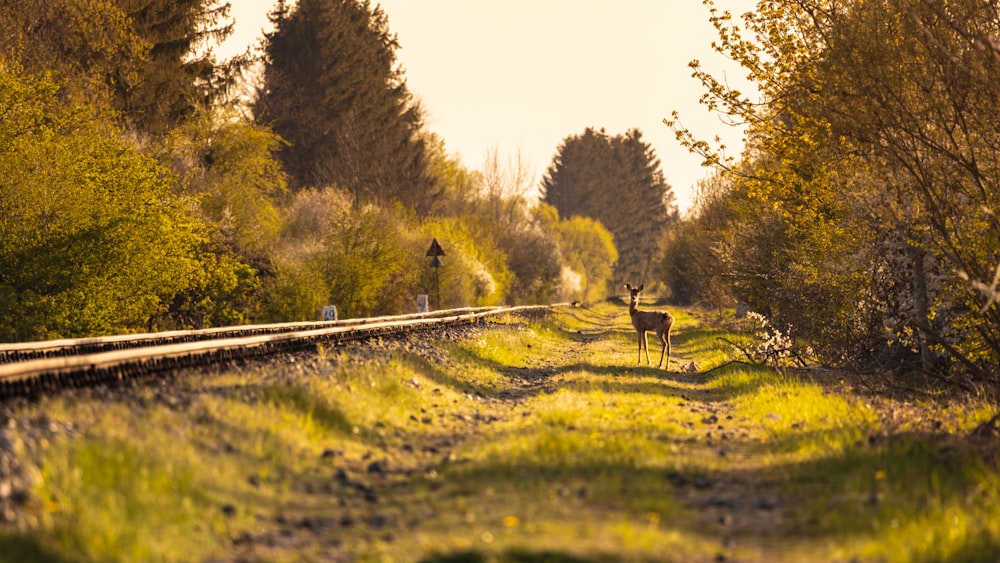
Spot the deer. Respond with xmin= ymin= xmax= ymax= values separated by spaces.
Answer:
xmin=624 ymin=283 xmax=674 ymax=369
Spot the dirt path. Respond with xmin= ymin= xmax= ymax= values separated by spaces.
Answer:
xmin=2 ymin=306 xmax=997 ymax=562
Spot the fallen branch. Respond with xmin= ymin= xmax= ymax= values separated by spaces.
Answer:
xmin=716 ymin=337 xmax=757 ymax=363
xmin=701 ymin=359 xmax=760 ymax=376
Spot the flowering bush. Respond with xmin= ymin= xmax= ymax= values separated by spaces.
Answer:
xmin=745 ymin=311 xmax=805 ymax=367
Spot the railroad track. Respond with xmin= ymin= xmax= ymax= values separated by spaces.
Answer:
xmin=0 ymin=305 xmax=554 ymax=399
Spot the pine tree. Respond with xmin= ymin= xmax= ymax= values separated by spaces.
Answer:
xmin=118 ymin=0 xmax=238 ymax=135
xmin=542 ymin=128 xmax=676 ymax=287
xmin=0 ymin=0 xmax=240 ymax=135
xmin=254 ymin=0 xmax=436 ymax=211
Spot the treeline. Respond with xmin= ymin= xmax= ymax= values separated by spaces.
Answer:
xmin=663 ymin=0 xmax=1000 ymax=389
xmin=0 ymin=0 xmax=676 ymax=342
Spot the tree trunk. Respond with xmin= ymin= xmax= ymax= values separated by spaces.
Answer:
xmin=908 ymin=244 xmax=933 ymax=371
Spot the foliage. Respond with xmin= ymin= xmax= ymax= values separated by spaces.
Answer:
xmin=659 ymin=173 xmax=735 ymax=307
xmin=542 ymin=128 xmax=677 ymax=287
xmin=257 ymin=257 xmax=330 ymax=323
xmin=260 ymin=188 xmax=519 ymax=320
xmin=0 ymin=0 xmax=244 ymax=135
xmin=489 ymin=208 xmax=563 ymax=305
xmin=255 ymin=0 xmax=438 ymax=211
xmin=0 ymin=0 xmax=601 ymax=337
xmin=667 ymin=0 xmax=1000 ymax=386
xmin=419 ymin=217 xmax=512 ymax=309
xmin=0 ymin=0 xmax=146 ymax=102
xmin=557 ymin=215 xmax=617 ymax=304
xmin=445 ymin=148 xmax=564 ymax=305
xmin=536 ymin=205 xmax=619 ymax=304
xmin=318 ymin=204 xmax=421 ymax=317
xmin=0 ymin=68 xmax=245 ymax=339
xmin=154 ymin=248 xmax=260 ymax=330
xmin=161 ymin=106 xmax=287 ymax=266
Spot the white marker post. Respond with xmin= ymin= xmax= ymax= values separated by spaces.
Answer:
xmin=321 ymin=306 xmax=338 ymax=321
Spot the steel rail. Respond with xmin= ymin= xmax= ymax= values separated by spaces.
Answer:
xmin=0 ymin=305 xmax=552 ymax=399
xmin=0 ymin=306 xmax=503 ymax=364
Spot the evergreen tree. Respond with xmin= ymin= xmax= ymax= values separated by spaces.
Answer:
xmin=0 ymin=0 xmax=240 ymax=135
xmin=542 ymin=128 xmax=676 ymax=287
xmin=118 ymin=0 xmax=240 ymax=135
xmin=254 ymin=0 xmax=437 ymax=211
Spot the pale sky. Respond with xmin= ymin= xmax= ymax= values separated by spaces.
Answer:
xmin=220 ymin=1 xmax=752 ymax=212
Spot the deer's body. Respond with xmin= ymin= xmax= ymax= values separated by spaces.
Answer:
xmin=625 ymin=283 xmax=674 ymax=369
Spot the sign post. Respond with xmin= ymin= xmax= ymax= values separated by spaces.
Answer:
xmin=426 ymin=238 xmax=445 ymax=310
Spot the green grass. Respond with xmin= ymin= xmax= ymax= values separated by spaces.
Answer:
xmin=2 ymin=301 xmax=998 ymax=562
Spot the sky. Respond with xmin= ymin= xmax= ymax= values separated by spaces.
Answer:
xmin=219 ymin=1 xmax=753 ymax=213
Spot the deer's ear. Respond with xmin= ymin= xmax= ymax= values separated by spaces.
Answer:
xmin=637 ymin=284 xmax=644 ymax=292
xmin=624 ymin=283 xmax=632 ymax=290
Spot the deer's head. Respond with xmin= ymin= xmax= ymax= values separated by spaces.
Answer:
xmin=624 ymin=283 xmax=644 ymax=307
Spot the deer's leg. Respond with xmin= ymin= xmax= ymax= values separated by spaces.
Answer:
xmin=664 ymin=331 xmax=671 ymax=368
xmin=636 ymin=331 xmax=644 ymax=364
xmin=656 ymin=330 xmax=667 ymax=368
xmin=643 ymin=331 xmax=652 ymax=365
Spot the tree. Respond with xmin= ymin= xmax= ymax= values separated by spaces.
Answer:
xmin=659 ymin=173 xmax=735 ymax=307
xmin=481 ymin=146 xmax=536 ymax=225
xmin=255 ymin=0 xmax=437 ymax=211
xmin=161 ymin=106 xmax=287 ymax=266
xmin=420 ymin=132 xmax=481 ymax=217
xmin=0 ymin=0 xmax=243 ymax=135
xmin=551 ymin=211 xmax=619 ymax=304
xmin=116 ymin=0 xmax=240 ymax=134
xmin=812 ymin=0 xmax=1000 ymax=377
xmin=668 ymin=0 xmax=1000 ymax=383
xmin=542 ymin=128 xmax=676 ymax=287
xmin=0 ymin=0 xmax=146 ymax=100
xmin=493 ymin=209 xmax=564 ymax=305
xmin=0 ymin=68 xmax=248 ymax=340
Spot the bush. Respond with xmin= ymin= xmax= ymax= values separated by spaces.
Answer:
xmin=418 ymin=217 xmax=512 ymax=309
xmin=552 ymin=213 xmax=618 ymax=303
xmin=0 ymin=69 xmax=249 ymax=339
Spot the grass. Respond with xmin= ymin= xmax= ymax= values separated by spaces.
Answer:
xmin=1 ymin=302 xmax=998 ymax=561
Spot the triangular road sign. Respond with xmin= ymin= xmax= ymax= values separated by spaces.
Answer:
xmin=426 ymin=238 xmax=445 ymax=257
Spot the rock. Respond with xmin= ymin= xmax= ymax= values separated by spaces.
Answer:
xmin=694 ymin=478 xmax=713 ymax=490
xmin=757 ymin=498 xmax=777 ymax=510
xmin=666 ymin=470 xmax=689 ymax=486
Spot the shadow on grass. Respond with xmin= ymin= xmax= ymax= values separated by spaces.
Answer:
xmin=0 ymin=533 xmax=74 ymax=563
xmin=398 ymin=320 xmax=778 ymax=406
xmin=420 ymin=548 xmax=617 ymax=563
xmin=255 ymin=382 xmax=353 ymax=434
xmin=549 ymin=306 xmax=620 ymax=336
xmin=410 ymin=425 xmax=1000 ymax=560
